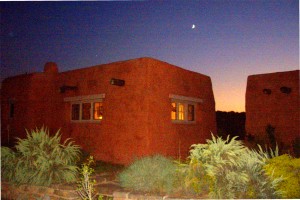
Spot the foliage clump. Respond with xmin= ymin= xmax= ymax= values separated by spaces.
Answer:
xmin=264 ymin=154 xmax=300 ymax=198
xmin=1 ymin=127 xmax=81 ymax=186
xmin=118 ymin=155 xmax=178 ymax=194
xmin=1 ymin=146 xmax=16 ymax=181
xmin=188 ymin=134 xmax=282 ymax=199
xmin=176 ymin=158 xmax=211 ymax=197
xmin=117 ymin=135 xmax=286 ymax=198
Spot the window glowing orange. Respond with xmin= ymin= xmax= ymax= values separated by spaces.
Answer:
xmin=93 ymin=102 xmax=103 ymax=120
xmin=171 ymin=102 xmax=176 ymax=120
xmin=178 ymin=103 xmax=184 ymax=120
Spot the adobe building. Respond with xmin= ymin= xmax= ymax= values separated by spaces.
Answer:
xmin=245 ymin=70 xmax=299 ymax=147
xmin=1 ymin=57 xmax=216 ymax=165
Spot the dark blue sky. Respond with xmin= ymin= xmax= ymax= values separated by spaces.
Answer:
xmin=1 ymin=1 xmax=299 ymax=111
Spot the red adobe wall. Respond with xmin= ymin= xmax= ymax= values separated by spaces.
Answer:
xmin=1 ymin=74 xmax=33 ymax=145
xmin=1 ymin=57 xmax=216 ymax=165
xmin=145 ymin=59 xmax=216 ymax=158
xmin=245 ymin=70 xmax=299 ymax=146
xmin=57 ymin=58 xmax=152 ymax=164
xmin=1 ymin=66 xmax=63 ymax=146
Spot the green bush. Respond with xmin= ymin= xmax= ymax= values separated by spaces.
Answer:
xmin=118 ymin=155 xmax=178 ymax=194
xmin=264 ymin=154 xmax=300 ymax=198
xmin=189 ymin=134 xmax=282 ymax=199
xmin=1 ymin=147 xmax=16 ymax=181
xmin=177 ymin=159 xmax=211 ymax=196
xmin=1 ymin=127 xmax=81 ymax=186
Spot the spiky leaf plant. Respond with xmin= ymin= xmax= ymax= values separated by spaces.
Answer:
xmin=118 ymin=155 xmax=178 ymax=194
xmin=189 ymin=133 xmax=283 ymax=199
xmin=2 ymin=126 xmax=81 ymax=186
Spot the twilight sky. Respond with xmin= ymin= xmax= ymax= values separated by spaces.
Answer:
xmin=0 ymin=1 xmax=299 ymax=112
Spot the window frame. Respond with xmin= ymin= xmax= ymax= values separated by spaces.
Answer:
xmin=64 ymin=94 xmax=105 ymax=123
xmin=169 ymin=94 xmax=203 ymax=124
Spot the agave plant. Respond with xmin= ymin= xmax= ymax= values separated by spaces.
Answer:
xmin=1 ymin=126 xmax=81 ymax=186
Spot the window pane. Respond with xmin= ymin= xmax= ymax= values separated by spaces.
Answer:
xmin=171 ymin=102 xmax=176 ymax=120
xmin=72 ymin=104 xmax=80 ymax=120
xmin=188 ymin=104 xmax=195 ymax=121
xmin=178 ymin=103 xmax=185 ymax=120
xmin=93 ymin=102 xmax=103 ymax=120
xmin=82 ymin=103 xmax=91 ymax=120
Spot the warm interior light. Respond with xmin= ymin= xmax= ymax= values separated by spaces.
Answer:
xmin=178 ymin=103 xmax=184 ymax=120
xmin=171 ymin=102 xmax=176 ymax=120
xmin=93 ymin=102 xmax=103 ymax=120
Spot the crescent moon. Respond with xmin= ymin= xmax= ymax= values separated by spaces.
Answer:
xmin=192 ymin=24 xmax=195 ymax=29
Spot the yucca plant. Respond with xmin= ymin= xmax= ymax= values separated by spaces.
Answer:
xmin=189 ymin=133 xmax=282 ymax=199
xmin=1 ymin=126 xmax=81 ymax=186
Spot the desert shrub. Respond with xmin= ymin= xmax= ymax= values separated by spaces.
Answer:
xmin=118 ymin=155 xmax=178 ymax=194
xmin=1 ymin=127 xmax=81 ymax=186
xmin=264 ymin=154 xmax=300 ymax=198
xmin=176 ymin=159 xmax=211 ymax=196
xmin=1 ymin=147 xmax=17 ymax=181
xmin=189 ymin=134 xmax=282 ymax=199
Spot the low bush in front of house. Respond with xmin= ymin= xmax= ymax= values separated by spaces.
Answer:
xmin=118 ymin=155 xmax=178 ymax=194
xmin=118 ymin=134 xmax=288 ymax=198
xmin=1 ymin=126 xmax=81 ymax=186
xmin=264 ymin=154 xmax=300 ymax=198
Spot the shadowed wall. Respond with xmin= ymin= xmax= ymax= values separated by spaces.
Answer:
xmin=246 ymin=70 xmax=299 ymax=147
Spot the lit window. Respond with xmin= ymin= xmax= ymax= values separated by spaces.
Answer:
xmin=178 ymin=103 xmax=185 ymax=120
xmin=171 ymin=102 xmax=195 ymax=122
xmin=65 ymin=94 xmax=105 ymax=122
xmin=93 ymin=102 xmax=103 ymax=120
xmin=169 ymin=94 xmax=202 ymax=123
xmin=171 ymin=102 xmax=176 ymax=120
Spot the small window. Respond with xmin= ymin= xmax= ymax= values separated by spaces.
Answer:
xmin=178 ymin=103 xmax=185 ymax=120
xmin=171 ymin=101 xmax=196 ymax=123
xmin=171 ymin=102 xmax=176 ymax=120
xmin=72 ymin=104 xmax=80 ymax=120
xmin=169 ymin=94 xmax=202 ymax=124
xmin=188 ymin=104 xmax=194 ymax=121
xmin=82 ymin=103 xmax=91 ymax=120
xmin=93 ymin=102 xmax=103 ymax=120
xmin=66 ymin=94 xmax=105 ymax=122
